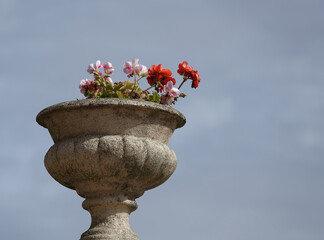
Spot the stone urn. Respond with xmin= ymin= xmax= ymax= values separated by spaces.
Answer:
xmin=36 ymin=98 xmax=186 ymax=240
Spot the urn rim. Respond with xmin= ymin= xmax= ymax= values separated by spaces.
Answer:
xmin=36 ymin=98 xmax=186 ymax=129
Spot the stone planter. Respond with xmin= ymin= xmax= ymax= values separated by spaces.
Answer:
xmin=36 ymin=98 xmax=186 ymax=240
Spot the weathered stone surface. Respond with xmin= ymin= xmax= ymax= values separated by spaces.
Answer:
xmin=37 ymin=99 xmax=185 ymax=240
xmin=37 ymin=98 xmax=186 ymax=143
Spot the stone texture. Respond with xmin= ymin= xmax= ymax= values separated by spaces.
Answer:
xmin=37 ymin=99 xmax=186 ymax=240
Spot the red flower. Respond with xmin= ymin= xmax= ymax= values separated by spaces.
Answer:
xmin=147 ymin=64 xmax=176 ymax=90
xmin=177 ymin=61 xmax=200 ymax=88
xmin=190 ymin=70 xmax=200 ymax=88
xmin=177 ymin=61 xmax=193 ymax=77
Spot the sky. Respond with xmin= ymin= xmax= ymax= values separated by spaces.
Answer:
xmin=1 ymin=0 xmax=324 ymax=239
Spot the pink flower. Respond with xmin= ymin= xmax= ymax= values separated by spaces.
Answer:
xmin=107 ymin=77 xmax=113 ymax=85
xmin=132 ymin=58 xmax=139 ymax=66
xmin=164 ymin=81 xmax=180 ymax=98
xmin=123 ymin=61 xmax=133 ymax=75
xmin=79 ymin=79 xmax=92 ymax=94
xmin=135 ymin=64 xmax=148 ymax=76
xmin=161 ymin=81 xmax=180 ymax=105
xmin=103 ymin=62 xmax=114 ymax=74
xmin=87 ymin=60 xmax=101 ymax=74
xmin=123 ymin=58 xmax=147 ymax=76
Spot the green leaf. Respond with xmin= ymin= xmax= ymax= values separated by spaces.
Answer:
xmin=135 ymin=88 xmax=142 ymax=95
xmin=152 ymin=92 xmax=161 ymax=103
xmin=121 ymin=81 xmax=134 ymax=90
xmin=116 ymin=91 xmax=123 ymax=98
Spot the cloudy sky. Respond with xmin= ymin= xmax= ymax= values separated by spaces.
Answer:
xmin=1 ymin=0 xmax=324 ymax=239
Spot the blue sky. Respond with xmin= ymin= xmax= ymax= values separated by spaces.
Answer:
xmin=1 ymin=0 xmax=324 ymax=239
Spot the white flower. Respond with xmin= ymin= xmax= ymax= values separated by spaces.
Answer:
xmin=87 ymin=60 xmax=101 ymax=74
xmin=123 ymin=61 xmax=133 ymax=74
xmin=164 ymin=81 xmax=180 ymax=98
xmin=103 ymin=62 xmax=114 ymax=74
xmin=123 ymin=58 xmax=147 ymax=76
xmin=135 ymin=64 xmax=148 ymax=76
xmin=107 ymin=77 xmax=113 ymax=84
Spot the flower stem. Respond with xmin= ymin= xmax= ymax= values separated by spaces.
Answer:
xmin=130 ymin=72 xmax=138 ymax=97
xmin=178 ymin=78 xmax=188 ymax=90
xmin=143 ymin=85 xmax=154 ymax=92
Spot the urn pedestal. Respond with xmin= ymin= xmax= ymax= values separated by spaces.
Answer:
xmin=36 ymin=98 xmax=186 ymax=240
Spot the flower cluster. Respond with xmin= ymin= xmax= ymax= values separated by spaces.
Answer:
xmin=177 ymin=61 xmax=200 ymax=89
xmin=79 ymin=59 xmax=200 ymax=105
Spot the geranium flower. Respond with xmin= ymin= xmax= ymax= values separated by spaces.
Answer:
xmin=123 ymin=59 xmax=139 ymax=75
xmin=103 ymin=62 xmax=114 ymax=74
xmin=161 ymin=81 xmax=180 ymax=105
xmin=190 ymin=70 xmax=200 ymax=88
xmin=177 ymin=61 xmax=193 ymax=77
xmin=79 ymin=79 xmax=92 ymax=94
xmin=177 ymin=61 xmax=200 ymax=88
xmin=79 ymin=79 xmax=99 ymax=97
xmin=123 ymin=58 xmax=147 ymax=77
xmin=107 ymin=77 xmax=113 ymax=85
xmin=164 ymin=81 xmax=180 ymax=98
xmin=123 ymin=61 xmax=133 ymax=75
xmin=135 ymin=64 xmax=148 ymax=76
xmin=147 ymin=64 xmax=176 ymax=90
xmin=87 ymin=60 xmax=102 ymax=74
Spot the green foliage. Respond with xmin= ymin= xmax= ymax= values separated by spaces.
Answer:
xmin=116 ymin=91 xmax=123 ymax=98
xmin=148 ymin=91 xmax=161 ymax=103
xmin=81 ymin=70 xmax=188 ymax=105
xmin=85 ymin=75 xmax=166 ymax=104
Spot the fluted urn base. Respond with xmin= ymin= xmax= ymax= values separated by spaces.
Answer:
xmin=37 ymin=99 xmax=186 ymax=240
